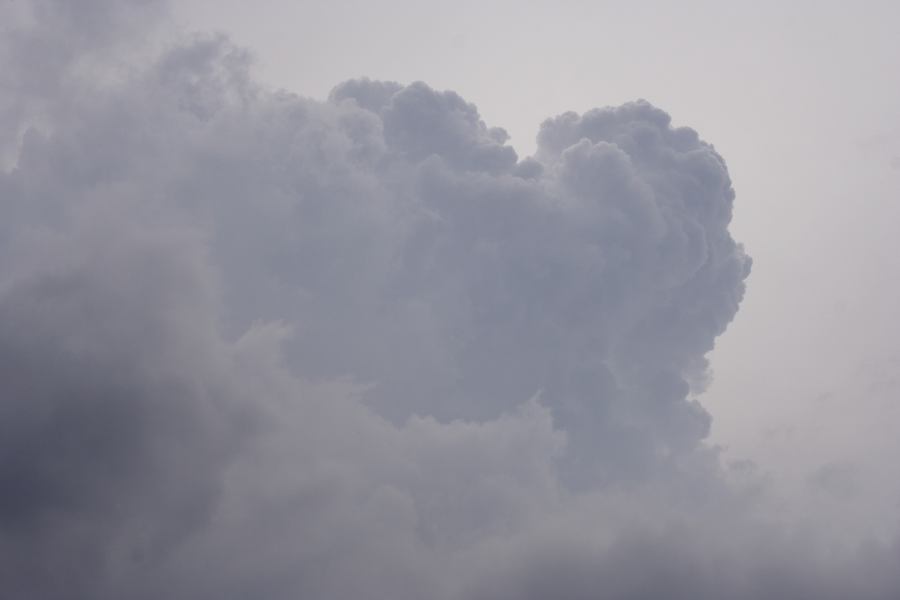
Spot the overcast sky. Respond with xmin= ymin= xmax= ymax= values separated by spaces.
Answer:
xmin=3 ymin=1 xmax=900 ymax=598
xmin=176 ymin=0 xmax=900 ymax=529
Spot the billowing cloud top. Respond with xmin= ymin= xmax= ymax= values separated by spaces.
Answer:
xmin=3 ymin=2 xmax=899 ymax=599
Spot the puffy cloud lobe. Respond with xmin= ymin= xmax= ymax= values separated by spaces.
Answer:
xmin=321 ymin=80 xmax=752 ymax=475
xmin=4 ymin=2 xmax=897 ymax=599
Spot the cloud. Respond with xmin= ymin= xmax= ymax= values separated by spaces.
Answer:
xmin=2 ymin=2 xmax=897 ymax=599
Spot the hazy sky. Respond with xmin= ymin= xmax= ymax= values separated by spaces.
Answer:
xmin=3 ymin=1 xmax=900 ymax=598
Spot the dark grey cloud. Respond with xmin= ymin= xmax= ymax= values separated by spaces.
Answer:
xmin=0 ymin=1 xmax=895 ymax=599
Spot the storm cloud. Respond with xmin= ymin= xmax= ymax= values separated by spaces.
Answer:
xmin=1 ymin=1 xmax=897 ymax=599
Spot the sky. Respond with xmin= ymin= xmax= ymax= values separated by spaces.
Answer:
xmin=176 ymin=0 xmax=900 ymax=530
xmin=2 ymin=0 xmax=900 ymax=598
